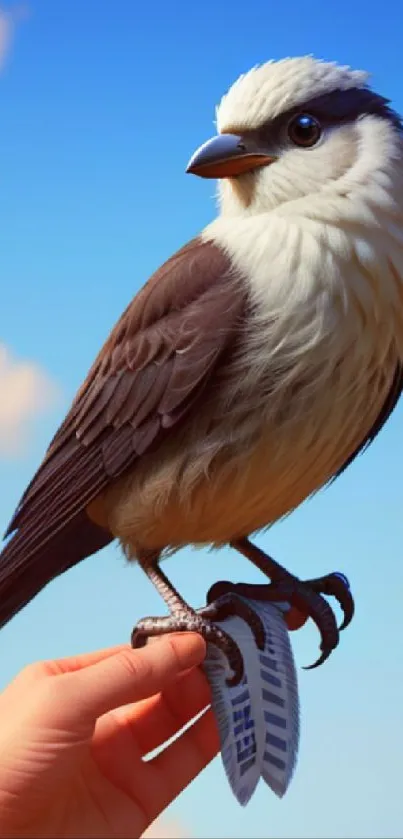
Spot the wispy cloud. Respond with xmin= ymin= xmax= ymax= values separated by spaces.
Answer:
xmin=0 ymin=7 xmax=55 ymax=457
xmin=0 ymin=344 xmax=58 ymax=458
xmin=0 ymin=7 xmax=14 ymax=70
xmin=0 ymin=3 xmax=28 ymax=71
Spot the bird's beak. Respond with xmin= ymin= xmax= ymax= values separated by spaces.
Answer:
xmin=186 ymin=133 xmax=276 ymax=179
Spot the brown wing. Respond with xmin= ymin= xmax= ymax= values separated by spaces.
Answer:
xmin=0 ymin=237 xmax=245 ymax=627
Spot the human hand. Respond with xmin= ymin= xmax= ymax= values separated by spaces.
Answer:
xmin=0 ymin=633 xmax=218 ymax=838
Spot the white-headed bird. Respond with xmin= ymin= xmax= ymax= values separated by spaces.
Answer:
xmin=1 ymin=56 xmax=402 ymax=681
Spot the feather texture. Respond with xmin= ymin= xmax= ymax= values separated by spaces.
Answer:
xmin=0 ymin=238 xmax=245 ymax=627
xmin=1 ymin=55 xmax=403 ymax=630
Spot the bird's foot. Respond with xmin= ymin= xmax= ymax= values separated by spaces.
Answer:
xmin=131 ymin=591 xmax=265 ymax=686
xmin=219 ymin=537 xmax=355 ymax=669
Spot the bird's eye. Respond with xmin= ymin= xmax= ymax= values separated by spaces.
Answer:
xmin=288 ymin=114 xmax=321 ymax=148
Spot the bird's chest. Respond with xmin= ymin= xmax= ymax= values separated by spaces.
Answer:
xmin=111 ymin=222 xmax=403 ymax=552
xmin=201 ymin=267 xmax=400 ymax=535
xmin=110 ymin=326 xmax=397 ymax=554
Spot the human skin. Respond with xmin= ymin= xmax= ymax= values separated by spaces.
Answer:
xmin=0 ymin=633 xmax=218 ymax=838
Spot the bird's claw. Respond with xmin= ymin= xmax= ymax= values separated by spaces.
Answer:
xmin=304 ymin=571 xmax=354 ymax=631
xmin=200 ymin=589 xmax=266 ymax=651
xmin=131 ymin=608 xmax=245 ymax=686
xmin=285 ymin=578 xmax=340 ymax=669
xmin=206 ymin=569 xmax=354 ymax=670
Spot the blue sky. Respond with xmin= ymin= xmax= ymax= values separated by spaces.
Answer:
xmin=0 ymin=0 xmax=402 ymax=836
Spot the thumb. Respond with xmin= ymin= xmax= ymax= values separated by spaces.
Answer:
xmin=52 ymin=633 xmax=206 ymax=726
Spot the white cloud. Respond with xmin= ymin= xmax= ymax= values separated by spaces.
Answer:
xmin=0 ymin=344 xmax=58 ymax=457
xmin=0 ymin=9 xmax=13 ymax=70
xmin=0 ymin=4 xmax=29 ymax=71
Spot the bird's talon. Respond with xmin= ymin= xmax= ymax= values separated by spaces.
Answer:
xmin=225 ymin=540 xmax=355 ymax=669
xmin=333 ymin=571 xmax=351 ymax=590
xmin=304 ymin=571 xmax=355 ymax=633
xmin=131 ymin=608 xmax=245 ymax=687
xmin=131 ymin=628 xmax=147 ymax=648
xmin=206 ymin=580 xmax=234 ymax=603
xmin=202 ymin=583 xmax=266 ymax=651
xmin=204 ymin=623 xmax=245 ymax=686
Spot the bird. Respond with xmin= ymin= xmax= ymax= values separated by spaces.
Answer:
xmin=1 ymin=55 xmax=402 ymax=683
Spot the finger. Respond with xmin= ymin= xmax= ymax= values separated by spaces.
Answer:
xmin=11 ymin=645 xmax=131 ymax=692
xmin=50 ymin=633 xmax=206 ymax=725
xmin=46 ymin=644 xmax=132 ymax=674
xmin=99 ymin=665 xmax=212 ymax=756
xmin=41 ymin=645 xmax=131 ymax=676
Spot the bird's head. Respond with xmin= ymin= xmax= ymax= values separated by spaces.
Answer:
xmin=187 ymin=56 xmax=402 ymax=217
